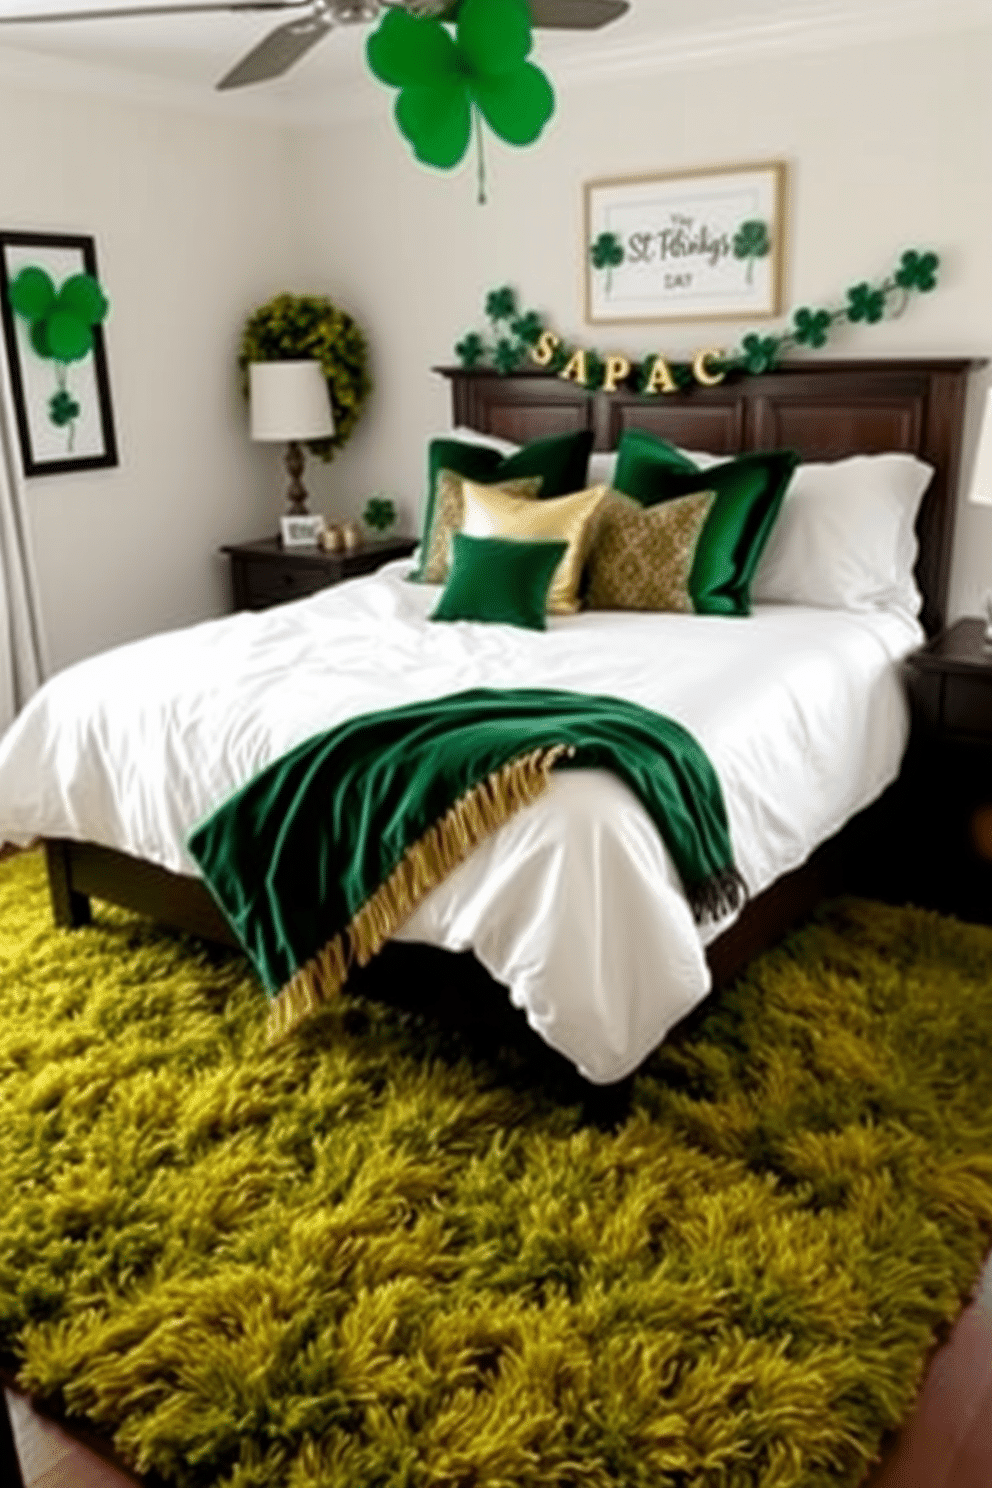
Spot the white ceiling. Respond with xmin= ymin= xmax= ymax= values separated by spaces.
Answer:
xmin=0 ymin=0 xmax=983 ymax=117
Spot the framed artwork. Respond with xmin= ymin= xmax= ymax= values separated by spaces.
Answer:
xmin=0 ymin=230 xmax=118 ymax=477
xmin=280 ymin=514 xmax=326 ymax=548
xmin=585 ymin=161 xmax=787 ymax=324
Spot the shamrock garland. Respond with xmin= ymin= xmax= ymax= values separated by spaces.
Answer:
xmin=366 ymin=0 xmax=555 ymax=204
xmin=455 ymin=250 xmax=940 ymax=390
xmin=6 ymin=265 xmax=109 ymax=452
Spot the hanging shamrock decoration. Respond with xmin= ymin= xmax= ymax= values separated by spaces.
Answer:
xmin=6 ymin=265 xmax=109 ymax=452
xmin=732 ymin=220 xmax=771 ymax=285
xmin=454 ymin=247 xmax=941 ymax=390
xmin=590 ymin=232 xmax=625 ymax=294
xmin=365 ymin=0 xmax=555 ymax=204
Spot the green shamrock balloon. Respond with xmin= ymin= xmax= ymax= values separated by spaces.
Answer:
xmin=7 ymin=266 xmax=108 ymax=364
xmin=8 ymin=266 xmax=56 ymax=323
xmin=366 ymin=0 xmax=554 ymax=177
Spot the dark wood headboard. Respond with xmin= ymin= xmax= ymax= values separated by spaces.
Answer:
xmin=437 ymin=359 xmax=981 ymax=637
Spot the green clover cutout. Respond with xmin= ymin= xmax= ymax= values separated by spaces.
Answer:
xmin=847 ymin=282 xmax=886 ymax=324
xmin=48 ymin=387 xmax=80 ymax=428
xmin=590 ymin=231 xmax=625 ymax=293
xmin=455 ymin=330 xmax=485 ymax=367
xmin=485 ymin=285 xmax=517 ymax=323
xmin=366 ymin=0 xmax=554 ymax=195
xmin=895 ymin=249 xmax=939 ymax=293
xmin=8 ymin=266 xmax=108 ymax=363
xmin=793 ymin=307 xmax=833 ymax=349
xmin=363 ymin=495 xmax=396 ymax=533
xmin=732 ymin=220 xmax=770 ymax=285
xmin=739 ymin=333 xmax=781 ymax=374
xmin=493 ymin=336 xmax=523 ymax=374
xmin=511 ymin=310 xmax=543 ymax=345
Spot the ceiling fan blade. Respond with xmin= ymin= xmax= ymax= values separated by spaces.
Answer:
xmin=528 ymin=0 xmax=628 ymax=27
xmin=216 ymin=8 xmax=331 ymax=88
xmin=0 ymin=1 xmax=306 ymax=23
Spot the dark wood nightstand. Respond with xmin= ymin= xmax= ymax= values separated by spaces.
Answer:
xmin=901 ymin=617 xmax=992 ymax=921
xmin=221 ymin=533 xmax=417 ymax=612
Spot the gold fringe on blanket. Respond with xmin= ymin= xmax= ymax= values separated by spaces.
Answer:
xmin=266 ymin=743 xmax=576 ymax=1043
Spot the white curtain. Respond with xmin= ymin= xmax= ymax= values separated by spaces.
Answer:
xmin=0 ymin=351 xmax=47 ymax=735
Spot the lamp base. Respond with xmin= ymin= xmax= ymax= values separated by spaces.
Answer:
xmin=284 ymin=440 xmax=310 ymax=516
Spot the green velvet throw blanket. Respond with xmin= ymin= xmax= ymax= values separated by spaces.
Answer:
xmin=187 ymin=688 xmax=745 ymax=1039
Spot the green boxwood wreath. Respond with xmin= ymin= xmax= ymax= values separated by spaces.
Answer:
xmin=238 ymin=293 xmax=372 ymax=461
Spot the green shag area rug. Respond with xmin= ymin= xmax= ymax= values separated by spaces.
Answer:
xmin=1 ymin=851 xmax=991 ymax=1488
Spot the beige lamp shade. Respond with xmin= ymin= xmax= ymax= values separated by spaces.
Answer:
xmin=249 ymin=360 xmax=334 ymax=442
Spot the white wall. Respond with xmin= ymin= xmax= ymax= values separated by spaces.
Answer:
xmin=291 ymin=19 xmax=992 ymax=622
xmin=3 ymin=15 xmax=990 ymax=676
xmin=0 ymin=78 xmax=304 ymax=672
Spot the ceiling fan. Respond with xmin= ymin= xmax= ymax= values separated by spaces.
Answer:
xmin=0 ymin=0 xmax=630 ymax=90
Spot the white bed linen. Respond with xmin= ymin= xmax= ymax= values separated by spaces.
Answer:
xmin=0 ymin=561 xmax=922 ymax=1082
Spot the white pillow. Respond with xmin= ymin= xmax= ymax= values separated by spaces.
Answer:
xmin=588 ymin=450 xmax=618 ymax=487
xmin=752 ymin=453 xmax=933 ymax=616
xmin=447 ymin=425 xmax=520 ymax=455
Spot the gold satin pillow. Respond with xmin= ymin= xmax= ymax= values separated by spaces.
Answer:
xmin=586 ymin=488 xmax=717 ymax=612
xmin=461 ymin=480 xmax=608 ymax=615
xmin=420 ymin=470 xmax=543 ymax=585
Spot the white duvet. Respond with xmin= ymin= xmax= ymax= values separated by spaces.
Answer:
xmin=0 ymin=560 xmax=922 ymax=1082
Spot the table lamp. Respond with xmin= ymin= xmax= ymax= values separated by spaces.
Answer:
xmin=249 ymin=360 xmax=334 ymax=515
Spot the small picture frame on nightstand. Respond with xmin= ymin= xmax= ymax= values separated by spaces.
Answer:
xmin=280 ymin=514 xmax=325 ymax=548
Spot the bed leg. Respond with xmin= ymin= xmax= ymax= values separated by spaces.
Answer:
xmin=0 ymin=1388 xmax=25 ymax=1488
xmin=44 ymin=840 xmax=92 ymax=929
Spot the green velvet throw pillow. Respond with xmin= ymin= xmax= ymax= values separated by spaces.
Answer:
xmin=411 ymin=429 xmax=594 ymax=582
xmin=431 ymin=532 xmax=567 ymax=631
xmin=613 ymin=429 xmax=800 ymax=616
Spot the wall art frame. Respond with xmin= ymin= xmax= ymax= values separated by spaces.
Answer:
xmin=0 ymin=229 xmax=118 ymax=477
xmin=281 ymin=513 xmax=326 ymax=548
xmin=585 ymin=160 xmax=787 ymax=326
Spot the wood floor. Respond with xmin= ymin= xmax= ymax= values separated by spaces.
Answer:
xmin=4 ymin=1252 xmax=991 ymax=1488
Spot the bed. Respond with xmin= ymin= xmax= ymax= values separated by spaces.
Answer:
xmin=0 ymin=356 xmax=977 ymax=1085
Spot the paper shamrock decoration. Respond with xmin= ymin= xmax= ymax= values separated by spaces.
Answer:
xmin=590 ymin=231 xmax=625 ymax=293
xmin=366 ymin=0 xmax=555 ymax=201
xmin=363 ymin=494 xmax=397 ymax=533
xmin=732 ymin=220 xmax=771 ymax=285
xmin=6 ymin=264 xmax=109 ymax=452
xmin=792 ymin=307 xmax=832 ymax=348
xmin=846 ymin=282 xmax=887 ymax=324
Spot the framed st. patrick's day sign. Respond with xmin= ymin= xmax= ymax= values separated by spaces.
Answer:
xmin=0 ymin=230 xmax=118 ymax=477
xmin=585 ymin=161 xmax=787 ymax=324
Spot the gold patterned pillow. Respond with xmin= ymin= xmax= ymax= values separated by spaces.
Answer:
xmin=586 ymin=488 xmax=717 ymax=612
xmin=461 ymin=480 xmax=608 ymax=615
xmin=420 ymin=470 xmax=543 ymax=585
